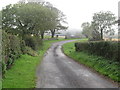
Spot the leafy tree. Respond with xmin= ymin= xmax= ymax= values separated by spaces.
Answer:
xmin=16 ymin=3 xmax=58 ymax=39
xmin=81 ymin=22 xmax=92 ymax=38
xmin=2 ymin=3 xmax=58 ymax=39
xmin=50 ymin=12 xmax=68 ymax=38
xmin=43 ymin=2 xmax=68 ymax=38
xmin=50 ymin=23 xmax=68 ymax=38
xmin=18 ymin=0 xmax=68 ymax=38
xmin=2 ymin=4 xmax=18 ymax=33
xmin=81 ymin=22 xmax=101 ymax=41
xmin=90 ymin=22 xmax=101 ymax=41
xmin=92 ymin=11 xmax=116 ymax=40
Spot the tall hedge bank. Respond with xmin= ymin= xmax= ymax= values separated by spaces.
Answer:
xmin=2 ymin=31 xmax=25 ymax=74
xmin=2 ymin=31 xmax=43 ymax=75
xmin=75 ymin=41 xmax=119 ymax=61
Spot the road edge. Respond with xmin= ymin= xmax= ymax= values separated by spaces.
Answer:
xmin=61 ymin=42 xmax=120 ymax=87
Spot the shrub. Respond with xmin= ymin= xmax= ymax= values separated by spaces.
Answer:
xmin=24 ymin=46 xmax=38 ymax=56
xmin=24 ymin=35 xmax=42 ymax=51
xmin=2 ymin=31 xmax=23 ymax=69
xmin=2 ymin=32 xmax=42 ymax=75
xmin=20 ymin=39 xmax=26 ymax=54
xmin=2 ymin=61 xmax=6 ymax=75
xmin=75 ymin=41 xmax=119 ymax=61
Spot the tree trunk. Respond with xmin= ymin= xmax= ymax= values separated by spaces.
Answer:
xmin=100 ymin=29 xmax=103 ymax=40
xmin=50 ymin=29 xmax=55 ymax=38
xmin=40 ymin=31 xmax=44 ymax=39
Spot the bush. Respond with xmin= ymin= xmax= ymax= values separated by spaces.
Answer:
xmin=2 ymin=32 xmax=42 ymax=75
xmin=2 ymin=31 xmax=22 ymax=69
xmin=20 ymin=40 xmax=26 ymax=54
xmin=24 ymin=35 xmax=42 ymax=51
xmin=2 ymin=61 xmax=6 ymax=75
xmin=24 ymin=46 xmax=38 ymax=56
xmin=75 ymin=41 xmax=119 ymax=61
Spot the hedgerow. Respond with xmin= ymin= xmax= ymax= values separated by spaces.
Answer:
xmin=2 ymin=31 xmax=42 ymax=75
xmin=63 ymin=40 xmax=120 ymax=82
xmin=75 ymin=41 xmax=119 ymax=61
xmin=24 ymin=35 xmax=42 ymax=51
xmin=2 ymin=31 xmax=22 ymax=74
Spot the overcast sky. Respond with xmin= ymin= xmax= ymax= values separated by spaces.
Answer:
xmin=0 ymin=0 xmax=119 ymax=31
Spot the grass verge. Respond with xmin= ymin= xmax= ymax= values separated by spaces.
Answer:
xmin=62 ymin=39 xmax=120 ymax=82
xmin=2 ymin=38 xmax=79 ymax=88
xmin=2 ymin=55 xmax=39 ymax=88
xmin=0 ymin=79 xmax=2 ymax=90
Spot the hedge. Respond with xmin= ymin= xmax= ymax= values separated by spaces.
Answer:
xmin=24 ymin=35 xmax=42 ymax=51
xmin=75 ymin=41 xmax=119 ymax=61
xmin=2 ymin=31 xmax=42 ymax=75
xmin=2 ymin=31 xmax=23 ymax=74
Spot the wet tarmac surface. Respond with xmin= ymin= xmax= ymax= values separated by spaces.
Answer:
xmin=36 ymin=40 xmax=118 ymax=88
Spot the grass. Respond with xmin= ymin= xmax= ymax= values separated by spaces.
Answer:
xmin=62 ymin=39 xmax=120 ymax=82
xmin=2 ymin=38 xmax=79 ymax=88
xmin=2 ymin=55 xmax=39 ymax=88
xmin=0 ymin=79 xmax=2 ymax=90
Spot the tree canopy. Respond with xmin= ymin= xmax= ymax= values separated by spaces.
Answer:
xmin=81 ymin=11 xmax=116 ymax=40
xmin=92 ymin=11 xmax=116 ymax=40
xmin=81 ymin=22 xmax=91 ymax=38
xmin=2 ymin=2 xmax=66 ymax=39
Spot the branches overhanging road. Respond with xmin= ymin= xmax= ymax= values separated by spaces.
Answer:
xmin=36 ymin=40 xmax=118 ymax=88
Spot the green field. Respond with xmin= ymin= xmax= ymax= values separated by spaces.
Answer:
xmin=62 ymin=39 xmax=120 ymax=82
xmin=2 ymin=38 xmax=76 ymax=88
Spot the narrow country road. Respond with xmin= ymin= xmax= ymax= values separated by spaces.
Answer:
xmin=36 ymin=40 xmax=118 ymax=88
